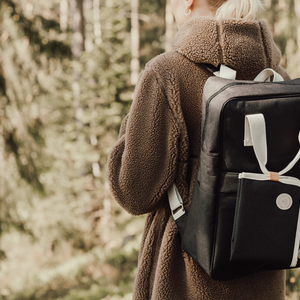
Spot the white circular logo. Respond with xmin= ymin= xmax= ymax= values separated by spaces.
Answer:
xmin=276 ymin=193 xmax=293 ymax=210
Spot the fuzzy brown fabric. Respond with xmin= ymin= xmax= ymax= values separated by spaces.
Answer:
xmin=108 ymin=16 xmax=290 ymax=300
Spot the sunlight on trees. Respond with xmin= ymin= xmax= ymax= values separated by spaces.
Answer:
xmin=0 ymin=0 xmax=299 ymax=299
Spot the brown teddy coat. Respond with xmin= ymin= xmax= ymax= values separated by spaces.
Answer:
xmin=108 ymin=16 xmax=290 ymax=300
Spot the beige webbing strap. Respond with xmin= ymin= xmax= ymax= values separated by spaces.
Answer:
xmin=167 ymin=183 xmax=185 ymax=221
xmin=254 ymin=68 xmax=284 ymax=82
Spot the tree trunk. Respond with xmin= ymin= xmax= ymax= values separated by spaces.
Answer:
xmin=165 ymin=0 xmax=174 ymax=52
xmin=93 ymin=0 xmax=102 ymax=45
xmin=60 ymin=0 xmax=69 ymax=31
xmin=131 ymin=0 xmax=139 ymax=86
xmin=269 ymin=0 xmax=277 ymax=36
xmin=295 ymin=0 xmax=300 ymax=76
xmin=71 ymin=0 xmax=85 ymax=128
xmin=0 ymin=2 xmax=4 ymax=204
xmin=71 ymin=0 xmax=85 ymax=59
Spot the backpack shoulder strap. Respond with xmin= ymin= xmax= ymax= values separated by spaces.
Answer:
xmin=167 ymin=183 xmax=185 ymax=221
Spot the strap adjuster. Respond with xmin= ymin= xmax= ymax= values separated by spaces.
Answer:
xmin=168 ymin=183 xmax=186 ymax=221
xmin=172 ymin=203 xmax=184 ymax=216
xmin=171 ymin=203 xmax=185 ymax=220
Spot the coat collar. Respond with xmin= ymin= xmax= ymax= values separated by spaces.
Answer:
xmin=171 ymin=17 xmax=281 ymax=78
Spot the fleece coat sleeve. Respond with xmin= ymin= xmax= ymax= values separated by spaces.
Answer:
xmin=108 ymin=68 xmax=180 ymax=216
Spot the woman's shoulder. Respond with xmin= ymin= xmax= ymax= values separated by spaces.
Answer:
xmin=144 ymin=50 xmax=204 ymax=88
xmin=145 ymin=51 xmax=191 ymax=74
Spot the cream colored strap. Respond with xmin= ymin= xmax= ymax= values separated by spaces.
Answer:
xmin=293 ymin=214 xmax=300 ymax=267
xmin=167 ymin=183 xmax=185 ymax=220
xmin=213 ymin=65 xmax=284 ymax=82
xmin=244 ymin=114 xmax=269 ymax=175
xmin=239 ymin=172 xmax=300 ymax=188
xmin=279 ymin=131 xmax=300 ymax=175
xmin=254 ymin=68 xmax=284 ymax=82
xmin=245 ymin=114 xmax=300 ymax=176
xmin=213 ymin=64 xmax=237 ymax=80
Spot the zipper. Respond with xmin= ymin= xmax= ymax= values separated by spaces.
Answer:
xmin=202 ymin=82 xmax=251 ymax=143
xmin=221 ymin=93 xmax=300 ymax=115
xmin=202 ymin=82 xmax=300 ymax=143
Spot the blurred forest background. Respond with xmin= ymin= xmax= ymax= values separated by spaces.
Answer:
xmin=0 ymin=0 xmax=300 ymax=299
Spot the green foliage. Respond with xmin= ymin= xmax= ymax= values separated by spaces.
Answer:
xmin=264 ymin=0 xmax=299 ymax=78
xmin=139 ymin=0 xmax=166 ymax=67
xmin=1 ymin=0 xmax=300 ymax=299
xmin=0 ymin=0 xmax=165 ymax=298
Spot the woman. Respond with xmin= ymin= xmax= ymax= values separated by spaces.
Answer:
xmin=108 ymin=0 xmax=289 ymax=299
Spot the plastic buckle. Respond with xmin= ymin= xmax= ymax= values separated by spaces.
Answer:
xmin=172 ymin=204 xmax=185 ymax=220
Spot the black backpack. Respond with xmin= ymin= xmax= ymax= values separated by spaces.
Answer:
xmin=168 ymin=65 xmax=300 ymax=281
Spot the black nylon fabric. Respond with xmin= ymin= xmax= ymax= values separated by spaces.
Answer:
xmin=231 ymin=178 xmax=300 ymax=267
xmin=177 ymin=76 xmax=300 ymax=281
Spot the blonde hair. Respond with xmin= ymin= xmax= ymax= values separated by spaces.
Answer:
xmin=208 ymin=0 xmax=265 ymax=20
